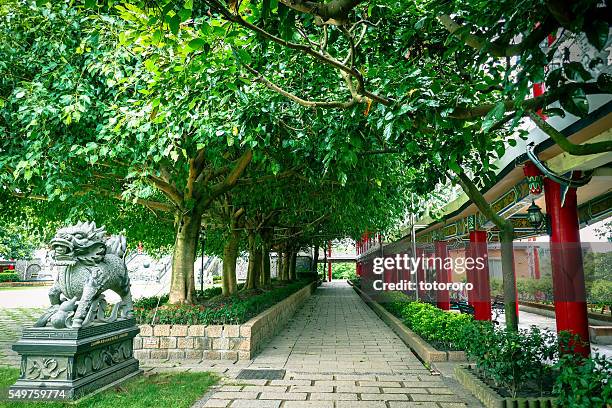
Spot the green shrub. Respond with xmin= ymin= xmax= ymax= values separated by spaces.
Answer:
xmin=382 ymin=296 xmax=473 ymax=350
xmin=0 ymin=272 xmax=19 ymax=282
xmin=554 ymin=345 xmax=612 ymax=407
xmin=589 ymin=279 xmax=612 ymax=308
xmin=134 ymin=280 xmax=310 ymax=325
xmin=516 ymin=277 xmax=554 ymax=302
xmin=463 ymin=323 xmax=558 ymax=398
xmin=133 ymin=294 xmax=170 ymax=309
xmin=331 ymin=263 xmax=357 ymax=280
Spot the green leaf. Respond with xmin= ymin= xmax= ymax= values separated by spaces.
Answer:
xmin=188 ymin=38 xmax=206 ymax=51
xmin=563 ymin=62 xmax=592 ymax=81
xmin=560 ymin=88 xmax=589 ymax=118
xmin=585 ymin=20 xmax=609 ymax=51
xmin=481 ymin=102 xmax=505 ymax=132
xmin=542 ymin=108 xmax=565 ymax=118
xmin=448 ymin=160 xmax=461 ymax=175
xmin=168 ymin=14 xmax=181 ymax=35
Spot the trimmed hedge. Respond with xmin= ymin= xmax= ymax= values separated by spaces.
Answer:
xmin=134 ymin=279 xmax=311 ymax=325
xmin=381 ymin=293 xmax=473 ymax=350
xmin=0 ymin=272 xmax=20 ymax=282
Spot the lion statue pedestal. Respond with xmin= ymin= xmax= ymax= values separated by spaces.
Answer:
xmin=9 ymin=222 xmax=141 ymax=400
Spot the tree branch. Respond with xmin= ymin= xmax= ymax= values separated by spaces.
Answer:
xmin=528 ymin=111 xmax=612 ymax=155
xmin=454 ymin=170 xmax=511 ymax=231
xmin=437 ymin=14 xmax=556 ymax=57
xmin=205 ymin=0 xmax=391 ymax=106
xmin=449 ymin=82 xmax=606 ymax=120
xmin=243 ymin=64 xmax=358 ymax=109
xmin=277 ymin=0 xmax=364 ymax=25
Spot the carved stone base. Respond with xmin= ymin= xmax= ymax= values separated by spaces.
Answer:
xmin=10 ymin=318 xmax=141 ymax=400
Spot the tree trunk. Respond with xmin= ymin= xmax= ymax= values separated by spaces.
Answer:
xmin=281 ymin=251 xmax=290 ymax=281
xmin=456 ymin=171 xmax=519 ymax=331
xmin=276 ymin=250 xmax=283 ymax=281
xmin=222 ymin=231 xmax=239 ymax=297
xmin=260 ymin=244 xmax=271 ymax=288
xmin=500 ymin=226 xmax=518 ymax=331
xmin=322 ymin=248 xmax=328 ymax=281
xmin=312 ymin=246 xmax=319 ymax=272
xmin=246 ymin=233 xmax=262 ymax=289
xmin=289 ymin=251 xmax=297 ymax=280
xmin=169 ymin=210 xmax=202 ymax=304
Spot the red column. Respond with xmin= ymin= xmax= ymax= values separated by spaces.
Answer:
xmin=543 ymin=177 xmax=590 ymax=357
xmin=328 ymin=241 xmax=332 ymax=282
xmin=435 ymin=241 xmax=451 ymax=310
xmin=470 ymin=231 xmax=492 ymax=321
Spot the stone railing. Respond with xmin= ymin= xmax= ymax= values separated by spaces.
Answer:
xmin=133 ymin=281 xmax=317 ymax=361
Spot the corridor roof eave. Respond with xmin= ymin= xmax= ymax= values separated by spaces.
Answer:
xmin=405 ymin=99 xmax=612 ymax=241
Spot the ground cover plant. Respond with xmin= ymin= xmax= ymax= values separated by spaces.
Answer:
xmin=0 ymin=367 xmax=217 ymax=408
xmin=361 ymin=289 xmax=474 ymax=351
xmin=463 ymin=323 xmax=611 ymax=404
xmin=133 ymin=278 xmax=312 ymax=325
xmin=0 ymin=273 xmax=19 ymax=283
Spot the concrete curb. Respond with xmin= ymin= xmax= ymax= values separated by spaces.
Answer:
xmin=454 ymin=365 xmax=558 ymax=408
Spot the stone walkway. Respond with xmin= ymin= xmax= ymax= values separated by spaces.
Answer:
xmin=0 ymin=307 xmax=43 ymax=367
xmin=195 ymin=282 xmax=477 ymax=408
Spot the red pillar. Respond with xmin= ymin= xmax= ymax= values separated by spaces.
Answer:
xmin=543 ymin=177 xmax=590 ymax=357
xmin=327 ymin=241 xmax=332 ymax=282
xmin=435 ymin=241 xmax=451 ymax=310
xmin=470 ymin=231 xmax=492 ymax=321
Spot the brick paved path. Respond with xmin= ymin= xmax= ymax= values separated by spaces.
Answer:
xmin=197 ymin=281 xmax=475 ymax=408
xmin=0 ymin=307 xmax=43 ymax=367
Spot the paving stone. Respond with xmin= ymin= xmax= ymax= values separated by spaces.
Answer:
xmin=259 ymin=392 xmax=306 ymax=400
xmin=410 ymin=394 xmax=460 ymax=402
xmin=241 ymin=386 xmax=286 ymax=392
xmin=337 ymin=402 xmax=386 ymax=408
xmin=388 ymin=403 xmax=439 ymax=408
xmin=335 ymin=385 xmax=381 ymax=393
xmin=229 ymin=400 xmax=280 ymax=408
xmin=359 ymin=381 xmax=402 ymax=387
xmin=281 ymin=402 xmax=333 ymax=408
xmin=212 ymin=392 xmax=259 ymax=400
xmin=203 ymin=400 xmax=230 ymax=407
xmin=309 ymin=392 xmax=358 ymax=400
xmin=360 ymin=393 xmax=410 ymax=401
xmin=289 ymin=385 xmax=333 ymax=393
xmin=268 ymin=380 xmax=311 ymax=386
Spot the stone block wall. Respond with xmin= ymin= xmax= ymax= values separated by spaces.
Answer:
xmin=133 ymin=281 xmax=316 ymax=361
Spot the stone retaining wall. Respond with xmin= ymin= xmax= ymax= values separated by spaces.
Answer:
xmin=133 ymin=281 xmax=317 ymax=361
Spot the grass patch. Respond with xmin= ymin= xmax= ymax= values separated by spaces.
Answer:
xmin=0 ymin=367 xmax=217 ymax=408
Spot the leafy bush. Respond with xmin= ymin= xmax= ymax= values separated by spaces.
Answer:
xmin=331 ymin=263 xmax=357 ymax=280
xmin=134 ymin=280 xmax=310 ymax=325
xmin=0 ymin=272 xmax=19 ymax=282
xmin=516 ymin=277 xmax=553 ymax=302
xmin=554 ymin=346 xmax=612 ymax=407
xmin=589 ymin=279 xmax=612 ymax=308
xmin=382 ymin=295 xmax=473 ymax=350
xmin=463 ymin=323 xmax=558 ymax=397
xmin=133 ymin=294 xmax=170 ymax=309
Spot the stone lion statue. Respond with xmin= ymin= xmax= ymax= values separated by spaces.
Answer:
xmin=35 ymin=222 xmax=134 ymax=329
